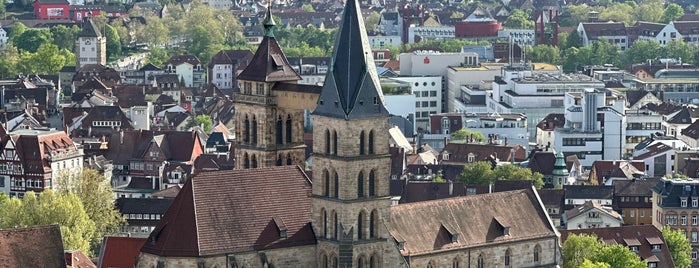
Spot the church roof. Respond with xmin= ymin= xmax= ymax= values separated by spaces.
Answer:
xmin=236 ymin=6 xmax=301 ymax=83
xmin=389 ymin=187 xmax=558 ymax=256
xmin=140 ymin=165 xmax=316 ymax=257
xmin=312 ymin=0 xmax=388 ymax=119
xmin=78 ymin=18 xmax=102 ymax=38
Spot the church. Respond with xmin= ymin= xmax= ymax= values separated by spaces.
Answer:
xmin=135 ymin=0 xmax=561 ymax=267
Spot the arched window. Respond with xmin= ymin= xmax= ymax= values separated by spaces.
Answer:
xmin=244 ymin=153 xmax=250 ymax=169
xmin=244 ymin=115 xmax=250 ymax=143
xmin=368 ymin=130 xmax=375 ymax=154
xmin=505 ymin=248 xmax=511 ymax=267
xmin=369 ymin=170 xmax=376 ymax=197
xmin=332 ymin=131 xmax=338 ymax=155
xmin=333 ymin=211 xmax=339 ymax=239
xmin=358 ymin=171 xmax=364 ymax=198
xmin=534 ymin=244 xmax=541 ymax=263
xmin=426 ymin=261 xmax=434 ymax=268
xmin=358 ymin=211 xmax=365 ymax=240
xmin=325 ymin=130 xmax=331 ymax=154
xmin=286 ymin=153 xmax=292 ymax=165
xmin=322 ymin=209 xmax=328 ymax=238
xmin=322 ymin=254 xmax=328 ymax=268
xmin=276 ymin=116 xmax=283 ymax=144
xmin=251 ymin=154 xmax=257 ymax=168
xmin=357 ymin=256 xmax=365 ymax=268
xmin=324 ymin=170 xmax=330 ymax=197
xmin=286 ymin=115 xmax=292 ymax=143
xmin=477 ymin=254 xmax=484 ymax=268
xmin=331 ymin=256 xmax=338 ymax=268
xmin=369 ymin=255 xmax=377 ymax=268
xmin=252 ymin=116 xmax=258 ymax=145
xmin=276 ymin=154 xmax=282 ymax=166
xmin=452 ymin=258 xmax=459 ymax=268
xmin=333 ymin=171 xmax=339 ymax=198
xmin=359 ymin=131 xmax=365 ymax=155
xmin=369 ymin=210 xmax=377 ymax=238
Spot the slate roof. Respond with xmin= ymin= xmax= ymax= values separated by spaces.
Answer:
xmin=237 ymin=6 xmax=301 ymax=83
xmin=140 ymin=166 xmax=316 ymax=257
xmin=682 ymin=119 xmax=699 ymax=139
xmin=116 ymin=197 xmax=174 ymax=215
xmin=78 ymin=18 xmax=102 ymax=38
xmin=590 ymin=160 xmax=645 ymax=185
xmin=634 ymin=142 xmax=674 ymax=160
xmin=672 ymin=21 xmax=699 ymax=36
xmin=97 ymin=236 xmax=147 ymax=268
xmin=162 ymin=55 xmax=202 ymax=67
xmin=528 ymin=150 xmax=556 ymax=175
xmin=653 ymin=178 xmax=699 ymax=208
xmin=0 ymin=225 xmax=66 ymax=267
xmin=112 ymin=85 xmax=147 ymax=107
xmin=312 ymin=0 xmax=389 ymax=120
xmin=581 ymin=22 xmax=627 ymax=38
xmin=560 ymin=225 xmax=675 ymax=267
xmin=625 ymin=90 xmax=653 ymax=108
xmin=208 ymin=49 xmax=254 ymax=69
xmin=399 ymin=181 xmax=466 ymax=203
xmin=563 ymin=185 xmax=614 ymax=200
xmin=665 ymin=105 xmax=699 ymax=124
xmin=389 ymin=188 xmax=558 ymax=256
xmin=564 ymin=200 xmax=622 ymax=222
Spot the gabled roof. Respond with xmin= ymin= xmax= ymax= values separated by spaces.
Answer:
xmin=64 ymin=250 xmax=95 ymax=268
xmin=311 ymin=0 xmax=389 ymax=119
xmin=671 ymin=21 xmax=699 ymax=36
xmin=208 ymin=50 xmax=254 ymax=69
xmin=97 ymin=236 xmax=147 ymax=268
xmin=528 ymin=150 xmax=556 ymax=175
xmin=682 ymin=119 xmax=699 ymax=139
xmin=116 ymin=197 xmax=174 ymax=215
xmin=590 ymin=160 xmax=645 ymax=184
xmin=162 ymin=55 xmax=202 ymax=67
xmin=140 ymin=166 xmax=316 ymax=257
xmin=634 ymin=142 xmax=674 ymax=160
xmin=237 ymin=6 xmax=301 ymax=83
xmin=613 ymin=178 xmax=660 ymax=197
xmin=665 ymin=105 xmax=699 ymax=124
xmin=399 ymin=181 xmax=466 ymax=203
xmin=389 ymin=188 xmax=557 ymax=256
xmin=78 ymin=18 xmax=102 ymax=38
xmin=441 ymin=142 xmax=527 ymax=164
xmin=564 ymin=200 xmax=623 ymax=222
xmin=0 ymin=225 xmax=66 ymax=267
xmin=652 ymin=178 xmax=699 ymax=207
xmin=560 ymin=225 xmax=675 ymax=267
xmin=580 ymin=22 xmax=627 ymax=37
xmin=563 ymin=185 xmax=614 ymax=200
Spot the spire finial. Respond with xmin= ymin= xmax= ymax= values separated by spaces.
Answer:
xmin=262 ymin=1 xmax=276 ymax=37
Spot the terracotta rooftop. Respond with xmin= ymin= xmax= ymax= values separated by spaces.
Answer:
xmin=0 ymin=225 xmax=66 ymax=267
xmin=97 ymin=236 xmax=147 ymax=268
xmin=140 ymin=165 xmax=316 ymax=257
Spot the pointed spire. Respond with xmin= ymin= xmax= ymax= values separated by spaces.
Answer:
xmin=262 ymin=2 xmax=276 ymax=37
xmin=552 ymin=152 xmax=569 ymax=176
xmin=312 ymin=0 xmax=388 ymax=119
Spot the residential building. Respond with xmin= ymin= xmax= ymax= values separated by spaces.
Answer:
xmin=538 ymin=188 xmax=565 ymax=226
xmin=115 ymin=198 xmax=173 ymax=237
xmin=653 ymin=178 xmax=699 ymax=263
xmin=560 ymin=225 xmax=676 ymax=267
xmin=588 ymin=160 xmax=645 ymax=185
xmin=681 ymin=119 xmax=699 ymax=148
xmin=207 ymin=50 xmax=254 ymax=92
xmin=658 ymin=21 xmax=699 ymax=45
xmin=33 ymin=0 xmax=70 ymax=20
xmin=70 ymin=5 xmax=126 ymax=21
xmin=162 ymin=55 xmax=206 ymax=88
xmin=633 ymin=143 xmax=676 ymax=177
xmin=382 ymin=76 xmax=442 ymax=130
xmin=613 ymin=178 xmax=659 ymax=226
xmin=0 ymin=25 xmax=7 ymax=49
xmin=428 ymin=112 xmax=529 ymax=149
xmin=577 ymin=21 xmax=628 ymax=50
xmin=0 ymin=128 xmax=83 ymax=198
xmin=563 ymin=185 xmax=614 ymax=208
xmin=287 ymin=57 xmax=330 ymax=85
xmin=552 ymin=89 xmax=626 ymax=167
xmin=233 ymin=7 xmax=321 ymax=169
xmin=446 ymin=59 xmax=506 ymax=113
xmin=75 ymin=18 xmax=106 ymax=69
xmin=562 ymin=200 xmax=624 ymax=229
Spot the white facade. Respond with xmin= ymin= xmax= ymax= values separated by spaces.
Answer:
xmin=576 ymin=22 xmax=628 ymax=50
xmin=407 ymin=25 xmax=455 ymax=44
xmin=76 ymin=35 xmax=106 ymax=69
xmin=210 ymin=63 xmax=236 ymax=89
xmin=446 ymin=62 xmax=505 ymax=113
xmin=384 ymin=94 xmax=416 ymax=134
xmin=498 ymin=29 xmax=535 ymax=46
xmin=635 ymin=147 xmax=676 ymax=177
xmin=552 ymin=89 xmax=626 ymax=167
xmin=202 ymin=0 xmax=232 ymax=9
xmin=626 ymin=110 xmax=663 ymax=156
xmin=0 ymin=27 xmax=7 ymax=49
xmin=564 ymin=206 xmax=623 ymax=229
xmin=368 ymin=35 xmax=402 ymax=48
xmin=657 ymin=22 xmax=686 ymax=46
xmin=387 ymin=76 xmax=442 ymax=130
xmin=125 ymin=103 xmax=153 ymax=130
xmin=399 ymin=51 xmax=472 ymax=76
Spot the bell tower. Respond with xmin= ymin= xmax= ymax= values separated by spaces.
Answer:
xmin=75 ymin=16 xmax=106 ymax=69
xmin=311 ymin=0 xmax=392 ymax=266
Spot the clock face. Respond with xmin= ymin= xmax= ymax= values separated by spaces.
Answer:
xmin=85 ymin=39 xmax=91 ymax=45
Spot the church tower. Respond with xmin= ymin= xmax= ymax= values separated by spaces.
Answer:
xmin=234 ymin=5 xmax=314 ymax=169
xmin=75 ymin=17 xmax=106 ymax=69
xmin=311 ymin=0 xmax=393 ymax=266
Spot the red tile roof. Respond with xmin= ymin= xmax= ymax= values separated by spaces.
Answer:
xmin=64 ymin=250 xmax=95 ymax=268
xmin=140 ymin=165 xmax=316 ymax=257
xmin=97 ymin=236 xmax=147 ymax=268
xmin=0 ymin=225 xmax=66 ymax=267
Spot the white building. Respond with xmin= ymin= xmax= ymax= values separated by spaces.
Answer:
xmin=162 ymin=55 xmax=206 ymax=88
xmin=552 ymin=89 xmax=626 ymax=167
xmin=576 ymin=21 xmax=628 ymax=50
xmin=430 ymin=112 xmax=529 ymax=149
xmin=488 ymin=65 xmax=605 ymax=140
xmin=383 ymin=76 xmax=442 ymax=130
xmin=368 ymin=35 xmax=402 ymax=49
xmin=408 ymin=25 xmax=455 ymax=44
xmin=0 ymin=26 xmax=7 ymax=49
xmin=633 ymin=142 xmax=676 ymax=177
xmin=446 ymin=56 xmax=505 ymax=113
xmin=124 ymin=102 xmax=153 ymax=131
xmin=563 ymin=201 xmax=624 ymax=229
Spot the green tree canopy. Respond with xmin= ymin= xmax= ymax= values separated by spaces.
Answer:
xmin=16 ymin=43 xmax=73 ymax=75
xmin=503 ymin=9 xmax=534 ymax=29
xmin=591 ymin=244 xmax=647 ymax=268
xmin=579 ymin=259 xmax=611 ymax=268
xmin=622 ymin=39 xmax=662 ymax=67
xmin=563 ymin=233 xmax=604 ymax=268
xmin=301 ymin=3 xmax=315 ymax=12
xmin=50 ymin=25 xmax=80 ymax=52
xmin=104 ymin=25 xmax=122 ymax=60
xmin=186 ymin=114 xmax=213 ymax=132
xmin=14 ymin=28 xmax=53 ymax=53
xmin=56 ymin=169 xmax=125 ymax=255
xmin=450 ymin=129 xmax=485 ymax=143
xmin=663 ymin=227 xmax=692 ymax=268
xmin=0 ymin=191 xmax=96 ymax=255
xmin=528 ymin=45 xmax=560 ymax=64
xmin=662 ymin=3 xmax=685 ymax=24
xmin=365 ymin=11 xmax=381 ymax=32
xmin=0 ymin=46 xmax=20 ymax=78
xmin=456 ymin=162 xmax=544 ymax=188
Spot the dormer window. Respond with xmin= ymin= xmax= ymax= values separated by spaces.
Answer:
xmin=443 ymin=152 xmax=449 ymax=161
xmin=682 ymin=198 xmax=688 ymax=208
xmin=693 ymin=198 xmax=697 ymax=207
xmin=503 ymin=227 xmax=510 ymax=236
xmin=629 ymin=246 xmax=639 ymax=252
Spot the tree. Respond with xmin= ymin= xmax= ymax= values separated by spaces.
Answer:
xmin=635 ymin=0 xmax=664 ymax=23
xmin=16 ymin=43 xmax=72 ymax=75
xmin=662 ymin=40 xmax=694 ymax=63
xmin=622 ymin=39 xmax=662 ymax=67
xmin=301 ymin=3 xmax=315 ymax=12
xmin=51 ymin=25 xmax=80 ymax=51
xmin=579 ymin=259 xmax=611 ymax=268
xmin=0 ymin=191 xmax=96 ymax=255
xmin=662 ymin=3 xmax=685 ymax=24
xmin=457 ymin=161 xmax=495 ymax=186
xmin=562 ymin=233 xmax=604 ymax=268
xmin=663 ymin=227 xmax=692 ymax=268
xmin=104 ymin=25 xmax=122 ymax=60
xmin=504 ymin=9 xmax=534 ymax=29
xmin=186 ymin=115 xmax=213 ymax=132
xmin=14 ymin=28 xmax=53 ymax=53
xmin=492 ymin=164 xmax=545 ymax=188
xmin=592 ymin=244 xmax=646 ymax=268
xmin=599 ymin=2 xmax=635 ymax=25
xmin=365 ymin=11 xmax=381 ymax=32
xmin=0 ymin=46 xmax=20 ymax=78
xmin=146 ymin=47 xmax=170 ymax=67
xmin=9 ymin=22 xmax=28 ymax=44
xmin=55 ymin=169 xmax=125 ymax=255
xmin=528 ymin=45 xmax=560 ymax=64
xmin=450 ymin=129 xmax=485 ymax=143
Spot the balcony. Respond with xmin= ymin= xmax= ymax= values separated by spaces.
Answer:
xmin=233 ymin=93 xmax=276 ymax=106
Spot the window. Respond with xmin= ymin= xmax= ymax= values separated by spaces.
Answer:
xmin=692 ymin=231 xmax=698 ymax=243
xmin=358 ymin=172 xmax=364 ymax=198
xmin=504 ymin=249 xmax=511 ymax=267
xmin=452 ymin=258 xmax=459 ymax=268
xmin=368 ymin=131 xmax=374 ymax=154
xmin=630 ymin=210 xmax=635 ymax=217
xmin=359 ymin=131 xmax=365 ymax=155
xmin=640 ymin=210 xmax=644 ymax=217
xmin=357 ymin=212 xmax=365 ymax=240
xmin=534 ymin=244 xmax=541 ymax=263
xmin=430 ymin=90 xmax=437 ymax=97
xmin=693 ymin=250 xmax=697 ymax=260
xmin=369 ymin=210 xmax=377 ymax=238
xmin=693 ymin=215 xmax=698 ymax=225
xmin=682 ymin=198 xmax=688 ymax=207
xmin=477 ymin=254 xmax=484 ymax=268
xmin=682 ymin=215 xmax=687 ymax=225
xmin=369 ymin=170 xmax=376 ymax=197
xmin=693 ymin=198 xmax=698 ymax=207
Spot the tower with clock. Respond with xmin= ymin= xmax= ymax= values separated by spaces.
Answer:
xmin=75 ymin=17 xmax=106 ymax=69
